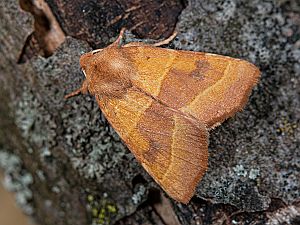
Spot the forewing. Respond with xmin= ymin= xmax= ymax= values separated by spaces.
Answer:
xmin=96 ymin=88 xmax=208 ymax=203
xmin=123 ymin=46 xmax=260 ymax=128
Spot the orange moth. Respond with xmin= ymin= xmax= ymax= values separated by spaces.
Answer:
xmin=66 ymin=28 xmax=260 ymax=204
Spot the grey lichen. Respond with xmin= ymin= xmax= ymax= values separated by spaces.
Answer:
xmin=15 ymin=86 xmax=57 ymax=161
xmin=1 ymin=0 xmax=299 ymax=223
xmin=0 ymin=150 xmax=34 ymax=215
xmin=18 ymin=37 xmax=146 ymax=222
xmin=233 ymin=165 xmax=248 ymax=177
xmin=249 ymin=169 xmax=260 ymax=180
xmin=131 ymin=185 xmax=146 ymax=205
xmin=176 ymin=0 xmax=300 ymax=212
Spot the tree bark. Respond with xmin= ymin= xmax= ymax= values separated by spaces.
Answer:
xmin=0 ymin=0 xmax=299 ymax=225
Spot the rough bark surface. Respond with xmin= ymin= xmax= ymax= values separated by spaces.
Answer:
xmin=45 ymin=0 xmax=184 ymax=48
xmin=0 ymin=0 xmax=299 ymax=225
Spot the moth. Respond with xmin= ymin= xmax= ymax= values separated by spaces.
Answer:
xmin=66 ymin=28 xmax=260 ymax=204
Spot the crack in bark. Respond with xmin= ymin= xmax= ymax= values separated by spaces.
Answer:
xmin=18 ymin=0 xmax=65 ymax=63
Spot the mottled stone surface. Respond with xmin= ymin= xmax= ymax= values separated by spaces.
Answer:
xmin=0 ymin=0 xmax=299 ymax=225
xmin=174 ymin=0 xmax=300 ymax=211
xmin=21 ymin=37 xmax=149 ymax=224
xmin=45 ymin=0 xmax=184 ymax=48
xmin=172 ymin=0 xmax=300 ymax=223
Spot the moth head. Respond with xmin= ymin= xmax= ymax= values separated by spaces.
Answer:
xmin=79 ymin=48 xmax=132 ymax=97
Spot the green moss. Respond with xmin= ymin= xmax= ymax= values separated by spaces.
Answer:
xmin=98 ymin=208 xmax=106 ymax=219
xmin=92 ymin=208 xmax=98 ymax=217
xmin=87 ymin=194 xmax=118 ymax=225
xmin=106 ymin=204 xmax=117 ymax=213
xmin=87 ymin=194 xmax=94 ymax=202
xmin=276 ymin=117 xmax=298 ymax=136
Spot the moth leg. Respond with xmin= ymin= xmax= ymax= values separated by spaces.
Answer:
xmin=123 ymin=31 xmax=177 ymax=48
xmin=123 ymin=42 xmax=148 ymax=47
xmin=91 ymin=49 xmax=103 ymax=54
xmin=92 ymin=27 xmax=126 ymax=53
xmin=64 ymin=79 xmax=89 ymax=99
xmin=90 ymin=28 xmax=126 ymax=53
xmin=109 ymin=27 xmax=126 ymax=47
xmin=152 ymin=31 xmax=177 ymax=47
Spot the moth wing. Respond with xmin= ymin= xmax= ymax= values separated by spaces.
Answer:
xmin=97 ymin=88 xmax=208 ymax=203
xmin=123 ymin=46 xmax=260 ymax=128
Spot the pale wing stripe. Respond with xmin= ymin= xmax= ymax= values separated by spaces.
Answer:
xmin=140 ymin=128 xmax=171 ymax=137
xmin=169 ymin=152 xmax=200 ymax=167
xmin=181 ymin=62 xmax=232 ymax=111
